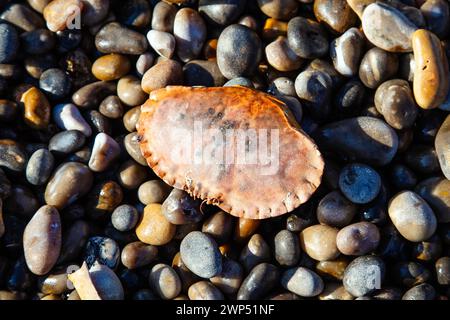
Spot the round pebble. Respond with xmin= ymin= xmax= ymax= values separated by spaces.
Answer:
xmin=336 ymin=222 xmax=380 ymax=256
xmin=300 ymin=224 xmax=340 ymax=261
xmin=121 ymin=241 xmax=157 ymax=269
xmin=136 ymin=203 xmax=176 ymax=245
xmin=111 ymin=204 xmax=139 ymax=232
xmin=274 ymin=230 xmax=300 ymax=266
xmin=338 ymin=163 xmax=382 ymax=204
xmin=149 ymin=263 xmax=182 ymax=300
xmin=281 ymin=267 xmax=324 ymax=297
xmin=26 ymin=148 xmax=54 ymax=186
xmin=343 ymin=255 xmax=386 ymax=297
xmin=317 ymin=190 xmax=357 ymax=228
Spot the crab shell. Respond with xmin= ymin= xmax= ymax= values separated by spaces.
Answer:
xmin=137 ymin=86 xmax=324 ymax=219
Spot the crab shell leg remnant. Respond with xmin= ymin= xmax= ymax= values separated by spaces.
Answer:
xmin=137 ymin=86 xmax=324 ymax=219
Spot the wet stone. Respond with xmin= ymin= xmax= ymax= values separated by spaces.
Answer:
xmin=435 ymin=257 xmax=450 ymax=285
xmin=239 ymin=234 xmax=271 ymax=272
xmin=265 ymin=36 xmax=302 ymax=72
xmin=117 ymin=75 xmax=147 ymax=107
xmin=99 ymin=95 xmax=123 ymax=119
xmin=151 ymin=1 xmax=177 ymax=33
xmin=173 ymin=8 xmax=206 ymax=62
xmin=202 ymin=210 xmax=234 ymax=245
xmin=188 ymin=281 xmax=224 ymax=300
xmin=20 ymin=87 xmax=51 ymax=130
xmin=402 ymin=283 xmax=436 ymax=300
xmin=2 ymin=3 xmax=44 ymax=32
xmin=92 ymin=54 xmax=131 ymax=81
xmin=393 ymin=261 xmax=431 ymax=287
xmin=43 ymin=0 xmax=83 ymax=32
xmin=138 ymin=180 xmax=171 ymax=205
xmin=20 ymin=29 xmax=55 ymax=55
xmin=210 ymin=258 xmax=244 ymax=295
xmin=72 ymin=81 xmax=117 ymax=109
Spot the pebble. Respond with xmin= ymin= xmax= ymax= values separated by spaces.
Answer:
xmin=412 ymin=29 xmax=449 ymax=109
xmin=92 ymin=54 xmax=130 ymax=81
xmin=82 ymin=0 xmax=110 ymax=27
xmin=141 ymin=59 xmax=183 ymax=93
xmin=314 ymin=0 xmax=357 ymax=33
xmin=99 ymin=95 xmax=123 ymax=119
xmin=172 ymin=251 xmax=200 ymax=291
xmin=173 ymin=8 xmax=206 ymax=62
xmin=151 ymin=1 xmax=177 ymax=33
xmin=183 ymin=60 xmax=226 ymax=87
xmin=362 ymin=3 xmax=417 ymax=52
xmin=265 ymin=36 xmax=302 ymax=72
xmin=25 ymin=54 xmax=55 ymax=80
xmin=20 ymin=86 xmax=51 ymax=130
xmin=72 ymin=81 xmax=117 ymax=109
xmin=161 ymin=189 xmax=203 ymax=225
xmin=402 ymin=283 xmax=436 ymax=300
xmin=281 ymin=267 xmax=324 ymax=297
xmin=23 ymin=205 xmax=61 ymax=275
xmin=135 ymin=53 xmax=154 ymax=77
xmin=124 ymin=132 xmax=146 ymax=165
xmin=343 ymin=255 xmax=385 ymax=297
xmin=359 ymin=47 xmax=399 ymax=89
xmin=300 ymin=225 xmax=340 ymax=261
xmin=404 ymin=144 xmax=440 ymax=174
xmin=374 ymin=79 xmax=418 ymax=129
xmin=239 ymin=234 xmax=271 ymax=272
xmin=117 ymin=75 xmax=147 ymax=107
xmin=399 ymin=52 xmax=416 ymax=82
xmin=138 ymin=180 xmax=171 ymax=205
xmin=274 ymin=230 xmax=300 ymax=266
xmin=210 ymin=258 xmax=244 ymax=295
xmin=84 ymin=236 xmax=120 ymax=269
xmin=336 ymin=222 xmax=380 ymax=255
xmin=202 ymin=211 xmax=234 ymax=245
xmin=435 ymin=257 xmax=450 ymax=285
xmin=20 ymin=29 xmax=55 ymax=55
xmin=88 ymin=133 xmax=120 ymax=172
xmin=420 ymin=0 xmax=450 ymax=38
xmin=0 ymin=24 xmax=19 ymax=64
xmin=136 ymin=203 xmax=176 ymax=245
xmin=0 ymin=139 xmax=27 ymax=172
xmin=217 ymin=24 xmax=262 ymax=79
xmin=95 ymin=22 xmax=148 ymax=55
xmin=49 ymin=130 xmax=85 ymax=154
xmin=262 ymin=18 xmax=287 ymax=40
xmin=257 ymin=0 xmax=298 ymax=20
xmin=149 ymin=263 xmax=182 ymax=300
xmin=317 ymin=190 xmax=357 ymax=228
xmin=234 ymin=218 xmax=260 ymax=243
xmin=188 ymin=281 xmax=224 ymax=300
xmin=330 ymin=28 xmax=365 ymax=77
xmin=87 ymin=181 xmax=123 ymax=219
xmin=393 ymin=261 xmax=431 ymax=287
xmin=43 ymin=0 xmax=83 ymax=32
xmin=339 ymin=163 xmax=381 ymax=204
xmin=58 ymin=220 xmax=89 ymax=264
xmin=412 ymin=234 xmax=443 ymax=262
xmin=117 ymin=160 xmax=148 ymax=190
xmin=237 ymin=263 xmax=279 ymax=300
xmin=436 ymin=116 xmax=450 ymax=179
xmin=317 ymin=116 xmax=399 ymax=166
xmin=111 ymin=205 xmax=139 ymax=232
xmin=26 ymin=148 xmax=54 ymax=186
xmin=319 ymin=282 xmax=354 ymax=300
xmin=415 ymin=177 xmax=450 ymax=223
xmin=199 ymin=0 xmax=245 ymax=25
xmin=68 ymin=261 xmax=124 ymax=300
xmin=44 ymin=162 xmax=93 ymax=209
xmin=268 ymin=77 xmax=296 ymax=97
xmin=38 ymin=269 xmax=69 ymax=295
xmin=180 ymin=231 xmax=222 ymax=278
xmin=1 ymin=3 xmax=44 ymax=31
xmin=287 ymin=17 xmax=328 ymax=59
xmin=224 ymin=77 xmax=254 ymax=88
xmin=316 ymin=256 xmax=349 ymax=281
xmin=295 ymin=70 xmax=333 ymax=119
xmin=121 ymin=241 xmax=157 ymax=269
xmin=388 ymin=191 xmax=437 ymax=242
xmin=84 ymin=110 xmax=112 ymax=135
xmin=0 ymin=99 xmax=18 ymax=122
xmin=147 ymin=30 xmax=175 ymax=59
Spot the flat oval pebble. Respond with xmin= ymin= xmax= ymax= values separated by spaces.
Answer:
xmin=336 ymin=222 xmax=380 ymax=255
xmin=343 ymin=255 xmax=385 ymax=297
xmin=141 ymin=59 xmax=183 ymax=93
xmin=92 ymin=54 xmax=131 ymax=81
xmin=95 ymin=22 xmax=148 ymax=55
xmin=138 ymin=180 xmax=171 ymax=205
xmin=388 ymin=191 xmax=437 ymax=242
xmin=149 ymin=263 xmax=182 ymax=300
xmin=362 ymin=3 xmax=417 ymax=52
xmin=136 ymin=203 xmax=175 ymax=245
xmin=117 ymin=75 xmax=147 ymax=107
xmin=180 ymin=231 xmax=222 ymax=278
xmin=281 ymin=267 xmax=324 ymax=297
xmin=412 ymin=29 xmax=449 ymax=109
xmin=202 ymin=211 xmax=234 ymax=245
xmin=421 ymin=0 xmax=449 ymax=38
xmin=316 ymin=116 xmax=398 ymax=166
xmin=217 ymin=24 xmax=262 ymax=79
xmin=99 ymin=95 xmax=124 ymax=119
xmin=23 ymin=205 xmax=61 ymax=275
xmin=49 ymin=130 xmax=85 ymax=154
xmin=300 ymin=224 xmax=340 ymax=261
xmin=330 ymin=28 xmax=365 ymax=77
xmin=237 ymin=263 xmax=279 ymax=300
xmin=415 ymin=177 xmax=450 ymax=223
xmin=44 ymin=162 xmax=93 ymax=209
xmin=72 ymin=81 xmax=117 ymax=109
xmin=121 ymin=241 xmax=157 ymax=269
xmin=435 ymin=257 xmax=450 ymax=285
xmin=26 ymin=148 xmax=54 ymax=186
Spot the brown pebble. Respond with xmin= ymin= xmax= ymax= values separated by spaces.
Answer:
xmin=300 ymin=225 xmax=340 ymax=261
xmin=117 ymin=75 xmax=147 ymax=107
xmin=20 ymin=87 xmax=50 ymax=129
xmin=141 ymin=59 xmax=183 ymax=93
xmin=234 ymin=217 xmax=260 ymax=243
xmin=314 ymin=0 xmax=357 ymax=34
xmin=136 ymin=203 xmax=176 ymax=245
xmin=137 ymin=180 xmax=172 ymax=204
xmin=188 ymin=281 xmax=224 ymax=300
xmin=265 ymin=36 xmax=302 ymax=72
xmin=117 ymin=160 xmax=148 ymax=189
xmin=336 ymin=222 xmax=380 ymax=256
xmin=92 ymin=54 xmax=131 ymax=81
xmin=149 ymin=263 xmax=182 ymax=300
xmin=43 ymin=0 xmax=83 ymax=32
xmin=316 ymin=256 xmax=349 ymax=281
xmin=121 ymin=241 xmax=158 ymax=269
xmin=123 ymin=106 xmax=141 ymax=132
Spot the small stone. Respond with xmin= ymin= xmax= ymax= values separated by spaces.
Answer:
xmin=92 ymin=54 xmax=130 ymax=81
xmin=435 ymin=115 xmax=450 ymax=179
xmin=117 ymin=75 xmax=147 ymax=107
xmin=117 ymin=160 xmax=148 ymax=190
xmin=147 ymin=30 xmax=175 ymax=59
xmin=239 ymin=234 xmax=271 ymax=271
xmin=237 ymin=263 xmax=279 ymax=300
xmin=1 ymin=3 xmax=45 ymax=31
xmin=412 ymin=29 xmax=449 ymax=109
xmin=402 ymin=283 xmax=436 ymax=300
xmin=136 ymin=203 xmax=176 ymax=245
xmin=274 ymin=230 xmax=300 ymax=266
xmin=0 ymin=139 xmax=27 ymax=172
xmin=188 ymin=281 xmax=224 ymax=300
xmin=268 ymin=77 xmax=296 ymax=96
xmin=99 ymin=95 xmax=123 ymax=119
xmin=174 ymin=8 xmax=206 ymax=62
xmin=217 ymin=24 xmax=262 ymax=79
xmin=388 ymin=191 xmax=437 ymax=242
xmin=199 ymin=0 xmax=245 ymax=25
xmin=336 ymin=222 xmax=380 ymax=255
xmin=84 ymin=236 xmax=120 ymax=269
xmin=0 ymin=23 xmax=19 ymax=64
xmin=265 ymin=36 xmax=302 ymax=72
xmin=223 ymin=77 xmax=254 ymax=88
xmin=316 ymin=257 xmax=349 ymax=281
xmin=415 ymin=177 xmax=450 ymax=223
xmin=49 ymin=130 xmax=85 ymax=155
xmin=121 ymin=241 xmax=157 ymax=269
xmin=314 ymin=0 xmax=357 ymax=33
xmin=137 ymin=180 xmax=171 ymax=205
xmin=300 ymin=225 xmax=340 ymax=261
xmin=26 ymin=148 xmax=54 ymax=186
xmin=124 ymin=132 xmax=146 ymax=165
xmin=111 ymin=205 xmax=139 ymax=232
xmin=161 ymin=189 xmax=203 ymax=225
xmin=39 ymin=68 xmax=72 ymax=100
xmin=43 ymin=0 xmax=83 ymax=32
xmin=339 ymin=163 xmax=381 ymax=204
xmin=317 ymin=190 xmax=357 ymax=228
xmin=183 ymin=60 xmax=226 ymax=87
xmin=44 ymin=162 xmax=93 ymax=209
xmin=287 ymin=17 xmax=328 ymax=59
xmin=435 ymin=257 xmax=450 ymax=285
xmin=72 ymin=81 xmax=117 ymax=109
xmin=88 ymin=133 xmax=120 ymax=172
xmin=95 ymin=22 xmax=148 ymax=55
xmin=149 ymin=263 xmax=182 ymax=300
xmin=135 ymin=53 xmax=154 ymax=76
xmin=343 ymin=255 xmax=386 ymax=297
xmin=330 ymin=28 xmax=365 ymax=77
xmin=210 ymin=258 xmax=243 ymax=295
xmin=257 ymin=0 xmax=298 ymax=20
xmin=281 ymin=267 xmax=324 ymax=297
xmin=359 ymin=47 xmax=399 ymax=89
xmin=262 ymin=17 xmax=287 ymax=40
xmin=180 ymin=231 xmax=222 ymax=278
xmin=23 ymin=205 xmax=61 ymax=275
xmin=20 ymin=29 xmax=55 ymax=55
xmin=20 ymin=87 xmax=50 ymax=130
xmin=202 ymin=211 xmax=234 ymax=245
xmin=81 ymin=0 xmax=110 ymax=26
xmin=362 ymin=3 xmax=417 ymax=52
xmin=234 ymin=218 xmax=260 ymax=243
xmin=141 ymin=59 xmax=183 ymax=93
xmin=151 ymin=1 xmax=177 ymax=33
xmin=295 ymin=70 xmax=333 ymax=119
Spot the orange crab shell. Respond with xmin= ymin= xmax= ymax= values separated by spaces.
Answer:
xmin=137 ymin=86 xmax=324 ymax=219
